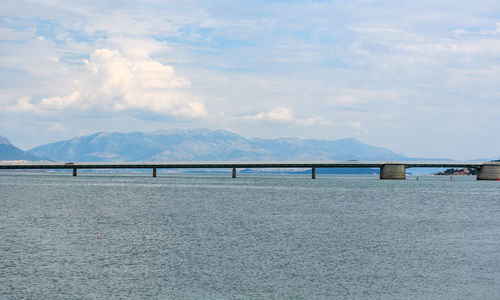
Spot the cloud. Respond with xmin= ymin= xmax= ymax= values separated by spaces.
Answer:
xmin=328 ymin=89 xmax=399 ymax=107
xmin=342 ymin=120 xmax=361 ymax=129
xmin=347 ymin=26 xmax=402 ymax=34
xmin=8 ymin=97 xmax=39 ymax=112
xmin=297 ymin=117 xmax=331 ymax=126
xmin=7 ymin=48 xmax=207 ymax=117
xmin=246 ymin=107 xmax=294 ymax=122
xmin=242 ymin=107 xmax=331 ymax=126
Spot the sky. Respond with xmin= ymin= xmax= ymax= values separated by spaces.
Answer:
xmin=1 ymin=0 xmax=499 ymax=160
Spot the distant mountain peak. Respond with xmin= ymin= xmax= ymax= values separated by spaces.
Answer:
xmin=0 ymin=134 xmax=45 ymax=161
xmin=0 ymin=135 xmax=12 ymax=145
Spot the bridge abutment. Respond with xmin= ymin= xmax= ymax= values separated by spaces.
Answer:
xmin=380 ymin=164 xmax=406 ymax=180
xmin=476 ymin=163 xmax=500 ymax=180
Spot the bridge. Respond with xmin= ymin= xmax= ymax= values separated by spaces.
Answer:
xmin=1 ymin=161 xmax=500 ymax=180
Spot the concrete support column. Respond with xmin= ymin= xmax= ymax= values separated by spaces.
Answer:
xmin=232 ymin=168 xmax=236 ymax=178
xmin=73 ymin=168 xmax=77 ymax=177
xmin=380 ymin=164 xmax=405 ymax=180
xmin=312 ymin=167 xmax=316 ymax=179
xmin=153 ymin=168 xmax=157 ymax=178
xmin=477 ymin=163 xmax=500 ymax=180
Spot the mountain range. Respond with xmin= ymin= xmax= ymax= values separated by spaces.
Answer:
xmin=0 ymin=135 xmax=43 ymax=161
xmin=23 ymin=129 xmax=410 ymax=162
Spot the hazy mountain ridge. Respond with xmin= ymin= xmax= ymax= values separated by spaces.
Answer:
xmin=0 ymin=135 xmax=11 ymax=145
xmin=27 ymin=129 xmax=411 ymax=162
xmin=0 ymin=135 xmax=44 ymax=161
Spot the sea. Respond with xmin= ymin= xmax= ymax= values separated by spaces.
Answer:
xmin=1 ymin=173 xmax=499 ymax=299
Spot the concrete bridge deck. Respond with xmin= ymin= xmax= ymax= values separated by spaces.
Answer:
xmin=0 ymin=161 xmax=499 ymax=180
xmin=0 ymin=161 xmax=487 ymax=169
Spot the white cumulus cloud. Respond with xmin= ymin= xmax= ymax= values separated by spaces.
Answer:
xmin=242 ymin=108 xmax=331 ymax=126
xmin=8 ymin=48 xmax=207 ymax=117
xmin=244 ymin=107 xmax=294 ymax=123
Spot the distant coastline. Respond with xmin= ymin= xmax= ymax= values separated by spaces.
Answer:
xmin=434 ymin=168 xmax=476 ymax=176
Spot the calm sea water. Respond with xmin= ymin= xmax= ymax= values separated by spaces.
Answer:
xmin=1 ymin=173 xmax=499 ymax=299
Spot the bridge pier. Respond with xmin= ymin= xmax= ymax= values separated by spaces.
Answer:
xmin=380 ymin=164 xmax=405 ymax=180
xmin=232 ymin=168 xmax=236 ymax=178
xmin=73 ymin=168 xmax=77 ymax=176
xmin=312 ymin=167 xmax=316 ymax=179
xmin=153 ymin=168 xmax=157 ymax=177
xmin=477 ymin=163 xmax=500 ymax=180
